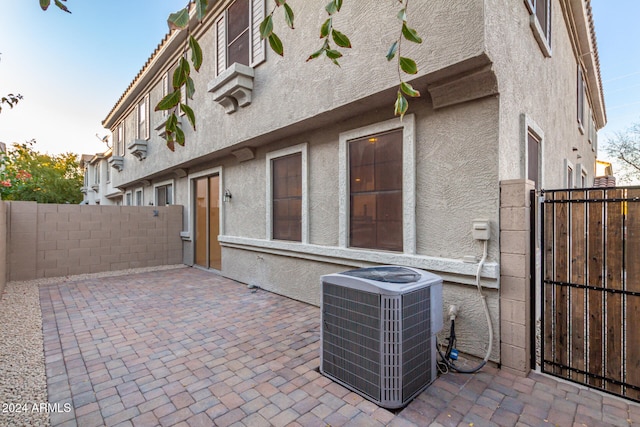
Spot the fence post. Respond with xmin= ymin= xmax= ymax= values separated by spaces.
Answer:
xmin=499 ymin=179 xmax=535 ymax=376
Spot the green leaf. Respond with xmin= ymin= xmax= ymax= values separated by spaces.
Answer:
xmin=268 ymin=33 xmax=284 ymax=56
xmin=260 ymin=15 xmax=273 ymax=39
xmin=320 ymin=18 xmax=332 ymax=38
xmin=40 ymin=0 xmax=50 ymax=11
xmin=54 ymin=0 xmax=71 ymax=13
xmin=155 ymin=90 xmax=181 ymax=111
xmin=402 ymin=23 xmax=423 ymax=43
xmin=394 ymin=91 xmax=408 ymax=117
xmin=335 ymin=0 xmax=343 ymax=11
xmin=173 ymin=57 xmax=190 ymax=89
xmin=195 ymin=0 xmax=208 ymax=20
xmin=306 ymin=47 xmax=325 ymax=62
xmin=325 ymin=49 xmax=342 ymax=59
xmin=386 ymin=41 xmax=398 ymax=61
xmin=181 ymin=104 xmax=196 ymax=131
xmin=399 ymin=56 xmax=418 ymax=74
xmin=400 ymin=82 xmax=421 ymax=97
xmin=186 ymin=77 xmax=196 ymax=100
xmin=275 ymin=0 xmax=286 ymax=6
xmin=331 ymin=29 xmax=351 ymax=48
xmin=325 ymin=1 xmax=337 ymax=15
xmin=168 ymin=7 xmax=189 ymax=30
xmin=397 ymin=8 xmax=407 ymax=22
xmin=189 ymin=36 xmax=203 ymax=71
xmin=284 ymin=3 xmax=295 ymax=29
xmin=175 ymin=126 xmax=186 ymax=146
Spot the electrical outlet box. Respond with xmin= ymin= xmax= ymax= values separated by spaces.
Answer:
xmin=472 ymin=220 xmax=490 ymax=241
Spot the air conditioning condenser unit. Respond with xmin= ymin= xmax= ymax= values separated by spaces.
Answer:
xmin=320 ymin=266 xmax=443 ymax=409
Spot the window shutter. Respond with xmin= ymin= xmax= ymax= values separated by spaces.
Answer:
xmin=250 ymin=0 xmax=266 ymax=67
xmin=215 ymin=15 xmax=226 ymax=76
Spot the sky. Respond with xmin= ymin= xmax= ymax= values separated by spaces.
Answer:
xmin=0 ymin=0 xmax=183 ymax=156
xmin=0 ymin=0 xmax=638 ymax=160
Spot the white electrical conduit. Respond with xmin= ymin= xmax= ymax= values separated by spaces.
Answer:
xmin=476 ymin=239 xmax=493 ymax=364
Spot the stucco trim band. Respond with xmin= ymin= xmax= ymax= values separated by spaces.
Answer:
xmin=218 ymin=235 xmax=499 ymax=288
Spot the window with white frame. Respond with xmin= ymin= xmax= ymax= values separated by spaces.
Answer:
xmin=135 ymin=189 xmax=143 ymax=206
xmin=523 ymin=114 xmax=544 ymax=190
xmin=266 ymin=143 xmax=308 ymax=243
xmin=137 ymin=95 xmax=150 ymax=140
xmin=214 ymin=0 xmax=266 ymax=76
xmin=155 ymin=183 xmax=174 ymax=206
xmin=161 ymin=72 xmax=170 ymax=118
xmin=125 ymin=191 xmax=132 ymax=206
xmin=564 ymin=158 xmax=575 ymax=188
xmin=93 ymin=164 xmax=100 ymax=186
xmin=525 ymin=0 xmax=551 ymax=56
xmin=116 ymin=122 xmax=125 ymax=157
xmin=577 ymin=67 xmax=586 ymax=130
xmin=339 ymin=116 xmax=416 ymax=254
xmin=106 ymin=159 xmax=111 ymax=182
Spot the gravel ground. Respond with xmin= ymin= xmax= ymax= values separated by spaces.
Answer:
xmin=0 ymin=265 xmax=186 ymax=427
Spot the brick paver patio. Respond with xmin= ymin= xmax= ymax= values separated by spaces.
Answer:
xmin=39 ymin=267 xmax=640 ymax=426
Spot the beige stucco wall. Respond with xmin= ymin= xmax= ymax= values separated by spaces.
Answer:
xmin=486 ymin=0 xmax=598 ymax=187
xmin=208 ymin=95 xmax=502 ymax=361
xmin=5 ymin=202 xmax=183 ymax=281
xmin=107 ymin=0 xmax=488 ymax=189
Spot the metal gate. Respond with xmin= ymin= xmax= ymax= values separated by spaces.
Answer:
xmin=540 ymin=187 xmax=640 ymax=402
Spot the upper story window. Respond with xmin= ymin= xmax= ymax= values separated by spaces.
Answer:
xmin=106 ymin=159 xmax=111 ymax=183
xmin=525 ymin=0 xmax=552 ymax=57
xmin=215 ymin=0 xmax=266 ymax=76
xmin=577 ymin=67 xmax=586 ymax=131
xmin=116 ymin=122 xmax=125 ymax=157
xmin=137 ymin=95 xmax=150 ymax=140
xmin=161 ymin=72 xmax=170 ymax=118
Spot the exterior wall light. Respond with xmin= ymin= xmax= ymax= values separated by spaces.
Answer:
xmin=223 ymin=189 xmax=232 ymax=203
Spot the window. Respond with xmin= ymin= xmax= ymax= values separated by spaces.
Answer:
xmin=272 ymin=153 xmax=302 ymax=241
xmin=116 ymin=122 xmax=125 ymax=157
xmin=161 ymin=72 xmax=170 ymax=118
xmin=125 ymin=191 xmax=132 ymax=206
xmin=106 ymin=159 xmax=111 ymax=182
xmin=84 ymin=167 xmax=89 ymax=187
xmin=93 ymin=164 xmax=100 ymax=186
xmin=339 ymin=117 xmax=416 ymax=254
xmin=577 ymin=67 xmax=586 ymax=130
xmin=155 ymin=184 xmax=173 ymax=206
xmin=523 ymin=114 xmax=544 ymax=190
xmin=525 ymin=0 xmax=551 ymax=56
xmin=266 ymin=143 xmax=308 ymax=243
xmin=564 ymin=159 xmax=575 ymax=188
xmin=215 ymin=0 xmax=265 ymax=76
xmin=348 ymin=130 xmax=403 ymax=251
xmin=137 ymin=95 xmax=149 ymax=140
xmin=135 ymin=189 xmax=143 ymax=206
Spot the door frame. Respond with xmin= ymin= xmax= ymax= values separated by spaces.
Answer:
xmin=189 ymin=167 xmax=225 ymax=269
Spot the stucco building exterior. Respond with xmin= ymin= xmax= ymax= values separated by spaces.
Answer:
xmin=80 ymin=149 xmax=123 ymax=205
xmin=100 ymin=0 xmax=605 ymax=375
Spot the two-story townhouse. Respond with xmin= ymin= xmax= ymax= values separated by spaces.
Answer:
xmin=80 ymin=149 xmax=123 ymax=205
xmin=101 ymin=0 xmax=605 ymax=375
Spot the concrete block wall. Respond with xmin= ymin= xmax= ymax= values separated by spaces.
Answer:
xmin=499 ymin=179 xmax=535 ymax=376
xmin=0 ymin=201 xmax=6 ymax=296
xmin=6 ymin=202 xmax=183 ymax=282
